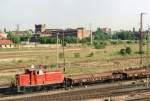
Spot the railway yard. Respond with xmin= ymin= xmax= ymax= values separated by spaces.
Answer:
xmin=0 ymin=43 xmax=149 ymax=101
xmin=1 ymin=0 xmax=150 ymax=100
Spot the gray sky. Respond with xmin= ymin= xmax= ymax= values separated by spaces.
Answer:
xmin=0 ymin=0 xmax=150 ymax=31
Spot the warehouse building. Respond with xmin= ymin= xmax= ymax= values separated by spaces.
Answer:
xmin=0 ymin=40 xmax=15 ymax=48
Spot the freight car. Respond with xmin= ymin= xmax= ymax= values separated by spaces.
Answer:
xmin=65 ymin=65 xmax=150 ymax=87
xmin=66 ymin=72 xmax=111 ymax=86
xmin=65 ymin=71 xmax=127 ymax=86
xmin=123 ymin=67 xmax=150 ymax=79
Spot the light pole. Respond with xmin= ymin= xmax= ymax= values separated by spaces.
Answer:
xmin=56 ymin=33 xmax=59 ymax=69
xmin=147 ymin=27 xmax=150 ymax=63
xmin=62 ymin=31 xmax=66 ymax=73
xmin=89 ymin=23 xmax=93 ymax=45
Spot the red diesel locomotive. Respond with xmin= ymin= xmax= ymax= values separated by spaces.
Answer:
xmin=14 ymin=65 xmax=64 ymax=92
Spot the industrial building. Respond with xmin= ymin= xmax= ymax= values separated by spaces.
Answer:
xmin=34 ymin=24 xmax=90 ymax=40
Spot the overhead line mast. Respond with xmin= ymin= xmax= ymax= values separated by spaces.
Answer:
xmin=139 ymin=12 xmax=146 ymax=65
xmin=89 ymin=23 xmax=93 ymax=45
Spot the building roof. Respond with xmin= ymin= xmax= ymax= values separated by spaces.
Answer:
xmin=0 ymin=33 xmax=7 ymax=38
xmin=44 ymin=29 xmax=63 ymax=33
xmin=0 ymin=40 xmax=14 ymax=45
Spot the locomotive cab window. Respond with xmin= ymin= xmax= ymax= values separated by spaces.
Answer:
xmin=37 ymin=71 xmax=39 ymax=75
xmin=36 ymin=70 xmax=43 ymax=75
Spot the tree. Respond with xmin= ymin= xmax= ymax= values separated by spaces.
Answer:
xmin=49 ymin=37 xmax=57 ymax=43
xmin=40 ymin=37 xmax=47 ymax=44
xmin=92 ymin=28 xmax=109 ymax=49
xmin=64 ymin=36 xmax=77 ymax=43
xmin=94 ymin=28 xmax=110 ymax=41
xmin=112 ymin=31 xmax=135 ymax=40
xmin=80 ymin=37 xmax=91 ymax=44
xmin=26 ymin=30 xmax=32 ymax=42
xmin=7 ymin=31 xmax=13 ymax=40
xmin=40 ymin=37 xmax=57 ymax=44
xmin=10 ymin=36 xmax=21 ymax=44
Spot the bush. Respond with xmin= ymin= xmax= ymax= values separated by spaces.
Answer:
xmin=135 ymin=40 xmax=138 ymax=43
xmin=17 ymin=60 xmax=23 ymax=63
xmin=87 ymin=52 xmax=94 ymax=57
xmin=120 ymin=47 xmax=132 ymax=55
xmin=120 ymin=48 xmax=126 ymax=55
xmin=126 ymin=40 xmax=133 ymax=44
xmin=110 ymin=40 xmax=117 ymax=45
xmin=137 ymin=51 xmax=144 ymax=54
xmin=59 ymin=53 xmax=64 ymax=58
xmin=126 ymin=47 xmax=132 ymax=54
xmin=93 ymin=41 xmax=106 ymax=49
xmin=74 ymin=53 xmax=80 ymax=58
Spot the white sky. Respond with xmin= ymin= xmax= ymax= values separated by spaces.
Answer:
xmin=0 ymin=0 xmax=150 ymax=31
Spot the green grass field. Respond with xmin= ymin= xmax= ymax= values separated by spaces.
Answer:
xmin=0 ymin=42 xmax=149 ymax=85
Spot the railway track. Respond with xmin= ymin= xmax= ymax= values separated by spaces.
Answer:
xmin=126 ymin=95 xmax=150 ymax=101
xmin=0 ymin=79 xmax=149 ymax=101
xmin=40 ymin=85 xmax=150 ymax=101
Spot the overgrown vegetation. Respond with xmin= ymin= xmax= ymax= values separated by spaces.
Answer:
xmin=74 ymin=53 xmax=80 ymax=58
xmin=9 ymin=36 xmax=21 ymax=44
xmin=112 ymin=31 xmax=136 ymax=40
xmin=120 ymin=47 xmax=132 ymax=55
xmin=40 ymin=37 xmax=57 ymax=44
xmin=92 ymin=28 xmax=109 ymax=49
xmin=59 ymin=53 xmax=64 ymax=58
xmin=120 ymin=49 xmax=126 ymax=55
xmin=87 ymin=52 xmax=94 ymax=57
xmin=126 ymin=47 xmax=132 ymax=54
xmin=93 ymin=41 xmax=106 ymax=49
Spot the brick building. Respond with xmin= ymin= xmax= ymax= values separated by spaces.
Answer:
xmin=51 ymin=28 xmax=90 ymax=40
xmin=100 ymin=27 xmax=111 ymax=34
xmin=34 ymin=24 xmax=90 ymax=40
xmin=0 ymin=40 xmax=15 ymax=48
xmin=43 ymin=29 xmax=63 ymax=37
xmin=76 ymin=27 xmax=90 ymax=39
